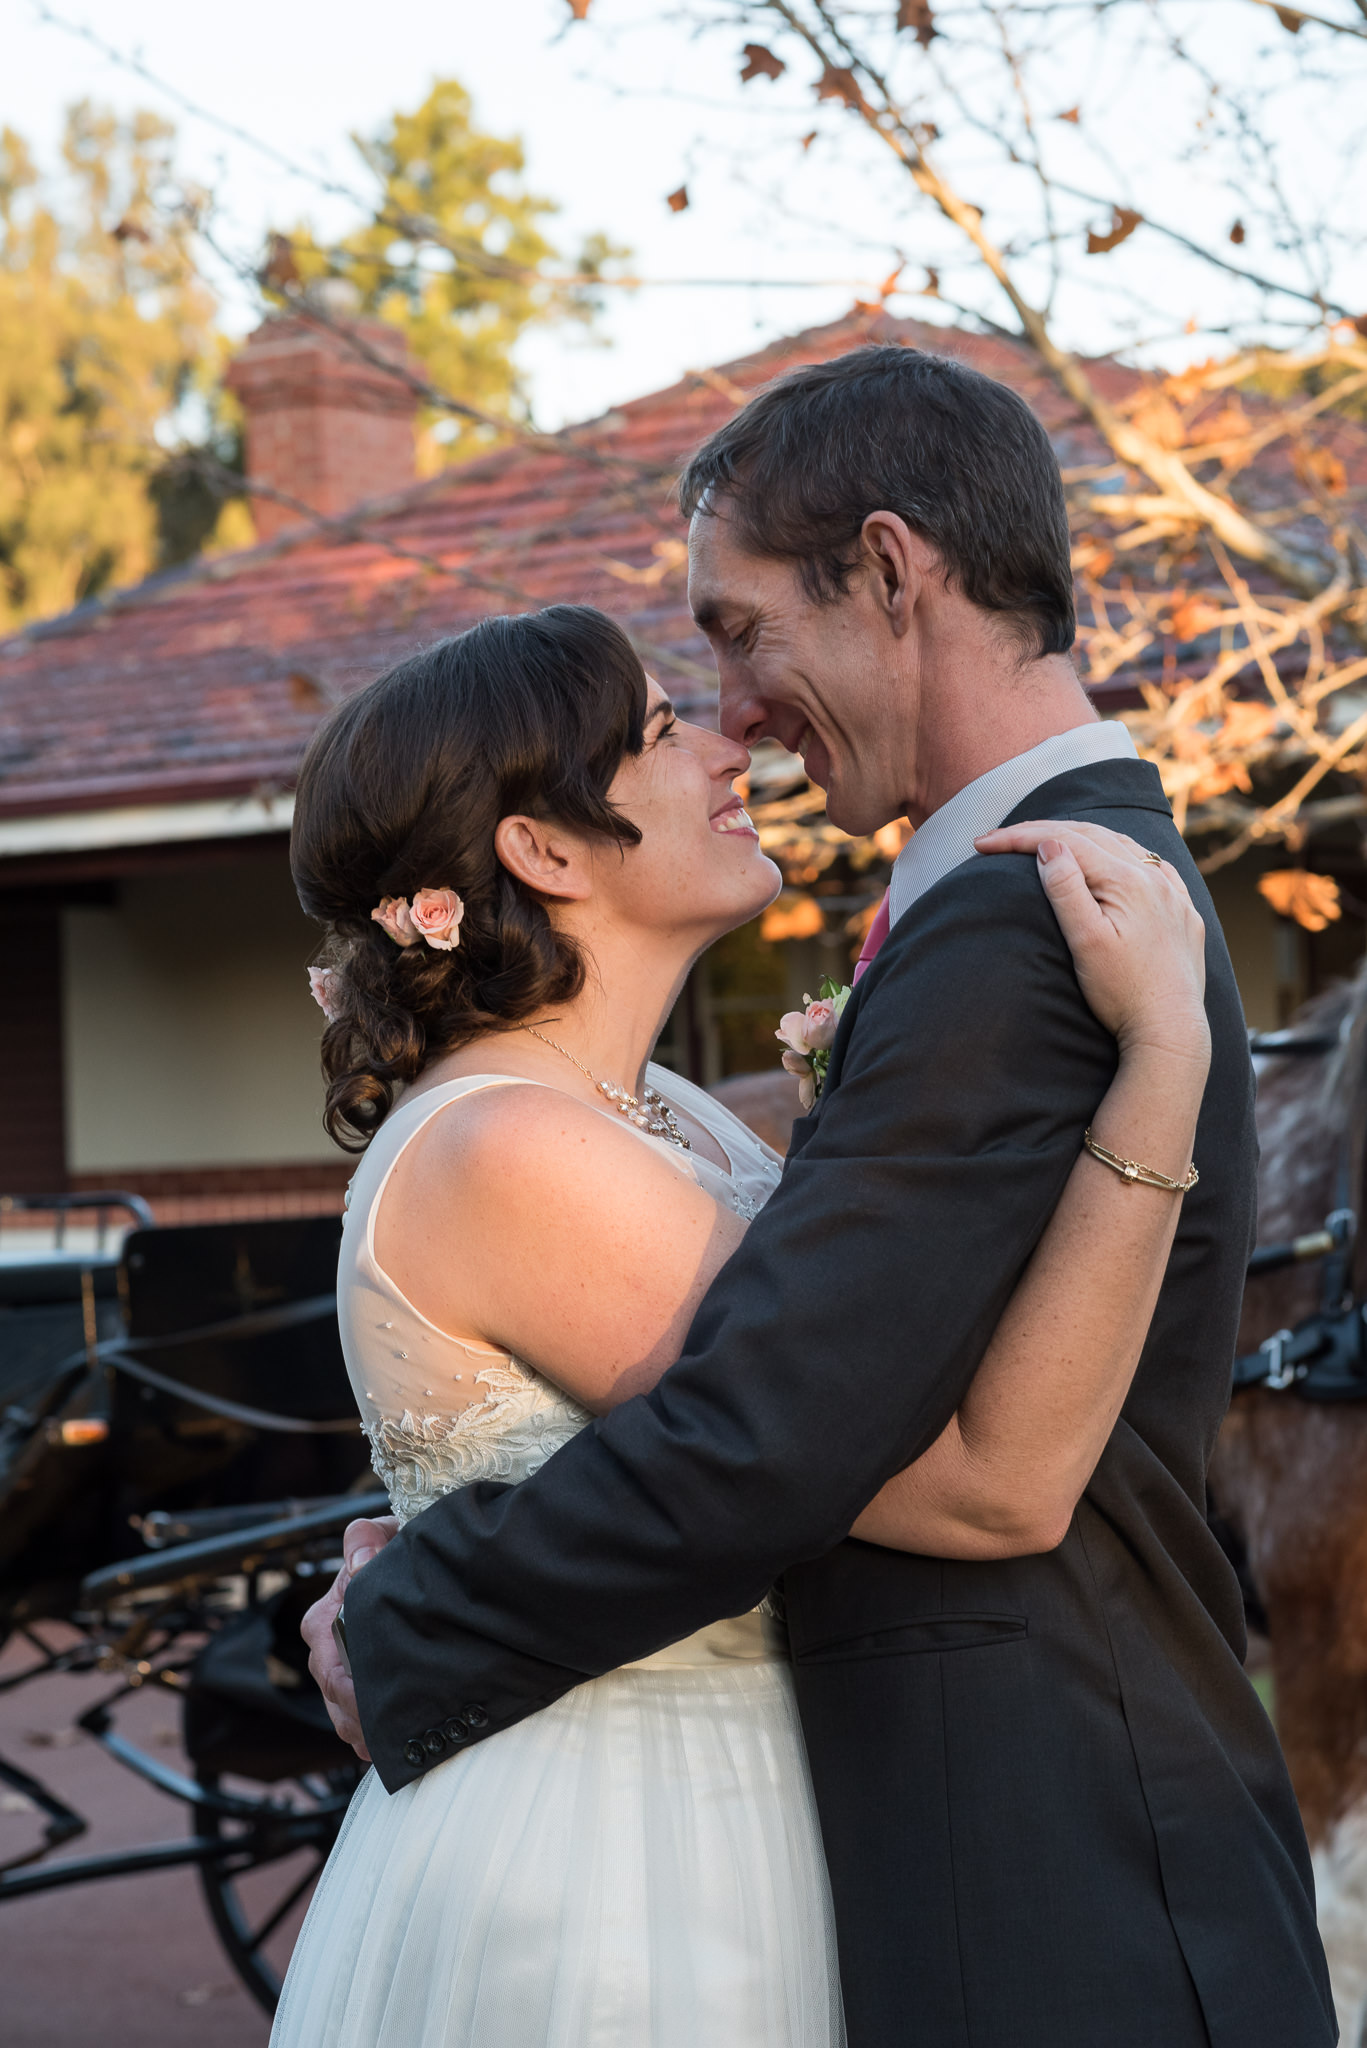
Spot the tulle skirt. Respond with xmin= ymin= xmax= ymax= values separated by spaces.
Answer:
xmin=271 ymin=1649 xmax=845 ymax=2047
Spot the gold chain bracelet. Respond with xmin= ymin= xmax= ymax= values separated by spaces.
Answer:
xmin=1083 ymin=1129 xmax=1199 ymax=1193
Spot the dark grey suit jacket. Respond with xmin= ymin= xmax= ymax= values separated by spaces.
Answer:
xmin=346 ymin=757 xmax=1335 ymax=2047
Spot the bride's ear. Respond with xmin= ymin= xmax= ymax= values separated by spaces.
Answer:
xmin=493 ymin=815 xmax=592 ymax=903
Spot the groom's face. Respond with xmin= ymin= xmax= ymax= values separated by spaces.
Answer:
xmin=688 ymin=506 xmax=910 ymax=838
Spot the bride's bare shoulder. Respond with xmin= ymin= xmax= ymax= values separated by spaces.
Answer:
xmin=381 ymin=1075 xmax=704 ymax=1226
xmin=372 ymin=1072 xmax=740 ymax=1405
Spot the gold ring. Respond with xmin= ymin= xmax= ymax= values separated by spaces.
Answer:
xmin=1141 ymin=851 xmax=1163 ymax=867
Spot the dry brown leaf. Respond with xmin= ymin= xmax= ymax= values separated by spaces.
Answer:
xmin=1130 ymin=394 xmax=1186 ymax=449
xmin=1190 ymin=760 xmax=1253 ymax=803
xmin=761 ymin=894 xmax=826 ymax=943
xmin=1184 ymin=403 xmax=1249 ymax=446
xmin=287 ymin=670 xmax=329 ymax=709
xmin=1229 ymin=219 xmax=1246 ymax=245
xmin=897 ymin=0 xmax=938 ymax=46
xmin=565 ymin=0 xmax=593 ymax=17
xmin=1168 ymin=594 xmax=1225 ymax=641
xmin=1071 ymin=535 xmax=1116 ymax=578
xmin=258 ymin=231 xmax=301 ymax=291
xmin=1294 ymin=444 xmax=1348 ymax=495
xmin=666 ymin=185 xmax=689 ymax=214
xmin=1274 ymin=5 xmax=1306 ymax=29
xmin=1259 ymin=869 xmax=1341 ymax=932
xmin=1056 ymin=105 xmax=1081 ymax=124
xmin=815 ymin=65 xmax=868 ymax=113
xmin=1218 ymin=701 xmax=1281 ymax=750
xmin=740 ymin=43 xmax=786 ymax=82
xmin=1086 ymin=207 xmax=1142 ymax=256
xmin=111 ymin=216 xmax=151 ymax=244
xmin=1162 ymin=359 xmax=1220 ymax=405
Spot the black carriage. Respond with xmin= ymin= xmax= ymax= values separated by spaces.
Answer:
xmin=0 ymin=1191 xmax=384 ymax=2012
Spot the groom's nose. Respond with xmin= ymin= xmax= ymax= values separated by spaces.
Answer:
xmin=717 ymin=669 xmax=770 ymax=749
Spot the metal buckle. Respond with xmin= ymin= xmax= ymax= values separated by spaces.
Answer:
xmin=1260 ymin=1328 xmax=1300 ymax=1391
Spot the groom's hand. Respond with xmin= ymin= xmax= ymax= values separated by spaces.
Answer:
xmin=300 ymin=1515 xmax=399 ymax=1762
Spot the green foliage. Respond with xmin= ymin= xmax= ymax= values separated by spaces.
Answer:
xmin=1240 ymin=356 xmax=1367 ymax=423
xmin=0 ymin=103 xmax=222 ymax=631
xmin=0 ymin=79 xmax=624 ymax=629
xmin=278 ymin=79 xmax=628 ymax=464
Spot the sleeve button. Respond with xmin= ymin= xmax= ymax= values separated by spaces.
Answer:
xmin=422 ymin=1727 xmax=447 ymax=1756
xmin=462 ymin=1703 xmax=489 ymax=1729
xmin=403 ymin=1740 xmax=426 ymax=1768
xmin=440 ymin=1715 xmax=469 ymax=1745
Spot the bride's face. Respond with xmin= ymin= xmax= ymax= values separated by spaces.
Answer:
xmin=591 ymin=679 xmax=782 ymax=945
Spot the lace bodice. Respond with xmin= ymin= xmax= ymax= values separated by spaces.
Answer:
xmin=338 ymin=1068 xmax=783 ymax=1526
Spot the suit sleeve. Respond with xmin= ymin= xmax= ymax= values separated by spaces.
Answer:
xmin=346 ymin=855 xmax=1119 ymax=1788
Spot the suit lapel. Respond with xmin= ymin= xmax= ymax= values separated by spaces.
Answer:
xmin=795 ymin=755 xmax=1175 ymax=1141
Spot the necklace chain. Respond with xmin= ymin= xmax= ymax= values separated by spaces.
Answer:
xmin=520 ymin=1026 xmax=692 ymax=1151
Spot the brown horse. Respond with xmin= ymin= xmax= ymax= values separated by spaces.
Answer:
xmin=1213 ymin=967 xmax=1367 ymax=2047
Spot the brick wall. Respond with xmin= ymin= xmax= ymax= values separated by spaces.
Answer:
xmin=64 ymin=1158 xmax=352 ymax=1227
xmin=225 ymin=314 xmax=419 ymax=541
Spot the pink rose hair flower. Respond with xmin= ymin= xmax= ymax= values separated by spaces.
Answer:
xmin=408 ymin=886 xmax=465 ymax=952
xmin=372 ymin=896 xmax=419 ymax=947
xmin=307 ymin=965 xmax=342 ymax=1022
xmin=370 ymin=889 xmax=464 ymax=952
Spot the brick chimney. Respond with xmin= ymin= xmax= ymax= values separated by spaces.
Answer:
xmin=225 ymin=291 xmax=419 ymax=542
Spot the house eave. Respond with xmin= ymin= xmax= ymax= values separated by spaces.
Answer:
xmin=0 ymin=792 xmax=296 ymax=860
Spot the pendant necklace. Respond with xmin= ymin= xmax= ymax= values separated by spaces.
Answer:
xmin=521 ymin=1026 xmax=691 ymax=1151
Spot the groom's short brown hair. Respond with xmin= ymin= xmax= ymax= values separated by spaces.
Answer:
xmin=677 ymin=343 xmax=1075 ymax=661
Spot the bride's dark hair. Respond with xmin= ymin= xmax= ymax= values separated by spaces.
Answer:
xmin=291 ymin=605 xmax=649 ymax=1151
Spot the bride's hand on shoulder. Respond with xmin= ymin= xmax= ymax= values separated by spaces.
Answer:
xmin=974 ymin=820 xmax=1210 ymax=1071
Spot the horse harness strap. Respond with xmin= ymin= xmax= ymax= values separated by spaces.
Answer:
xmin=1232 ymin=1304 xmax=1367 ymax=1400
xmin=1236 ymin=1028 xmax=1367 ymax=1401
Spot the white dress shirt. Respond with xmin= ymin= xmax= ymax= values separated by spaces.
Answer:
xmin=887 ymin=720 xmax=1138 ymax=928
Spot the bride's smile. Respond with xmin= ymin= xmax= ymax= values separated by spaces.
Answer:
xmin=581 ymin=677 xmax=779 ymax=957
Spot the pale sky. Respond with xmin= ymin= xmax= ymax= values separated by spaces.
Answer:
xmin=4 ymin=0 xmax=1363 ymax=428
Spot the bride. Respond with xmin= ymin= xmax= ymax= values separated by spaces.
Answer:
xmin=279 ymin=602 xmax=1210 ymax=2048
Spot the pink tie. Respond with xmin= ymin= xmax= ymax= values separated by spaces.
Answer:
xmin=852 ymin=889 xmax=891 ymax=983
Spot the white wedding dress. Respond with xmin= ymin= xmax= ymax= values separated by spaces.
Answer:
xmin=271 ymin=1067 xmax=845 ymax=2048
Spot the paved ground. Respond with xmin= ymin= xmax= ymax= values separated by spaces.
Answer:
xmin=1 ymin=1629 xmax=276 ymax=2048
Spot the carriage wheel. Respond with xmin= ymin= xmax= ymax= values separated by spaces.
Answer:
xmin=193 ymin=1765 xmax=362 ymax=2014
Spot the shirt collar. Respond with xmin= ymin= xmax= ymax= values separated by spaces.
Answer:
xmin=888 ymin=720 xmax=1138 ymax=926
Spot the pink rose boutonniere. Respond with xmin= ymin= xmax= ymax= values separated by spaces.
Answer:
xmin=775 ymin=977 xmax=852 ymax=1111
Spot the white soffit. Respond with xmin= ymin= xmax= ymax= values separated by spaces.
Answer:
xmin=0 ymin=793 xmax=295 ymax=857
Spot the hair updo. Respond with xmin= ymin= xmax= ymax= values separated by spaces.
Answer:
xmin=291 ymin=604 xmax=648 ymax=1151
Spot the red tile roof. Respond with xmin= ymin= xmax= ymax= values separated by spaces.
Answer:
xmin=0 ymin=308 xmax=1358 ymax=823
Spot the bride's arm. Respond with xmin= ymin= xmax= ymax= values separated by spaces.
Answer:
xmin=852 ymin=822 xmax=1210 ymax=1560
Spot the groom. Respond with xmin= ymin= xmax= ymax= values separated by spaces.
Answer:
xmin=309 ymin=346 xmax=1333 ymax=2045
